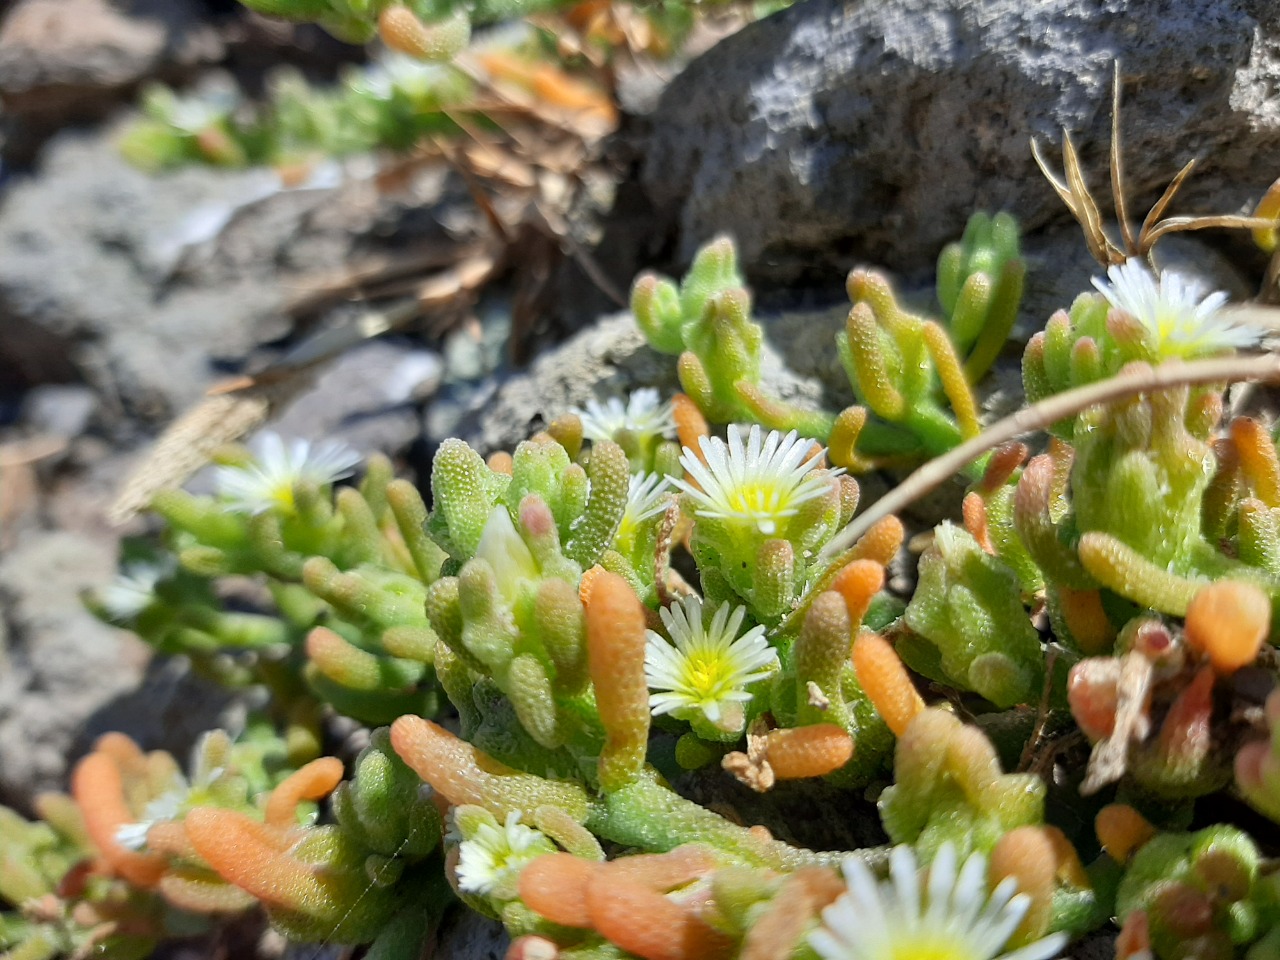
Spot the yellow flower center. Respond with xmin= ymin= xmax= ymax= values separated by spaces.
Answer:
xmin=887 ymin=934 xmax=977 ymax=960
xmin=726 ymin=481 xmax=790 ymax=528
xmin=683 ymin=648 xmax=733 ymax=700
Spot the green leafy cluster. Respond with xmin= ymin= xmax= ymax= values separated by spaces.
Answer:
xmin=7 ymin=204 xmax=1280 ymax=960
xmin=119 ymin=55 xmax=474 ymax=172
xmin=633 ymin=213 xmax=1024 ymax=471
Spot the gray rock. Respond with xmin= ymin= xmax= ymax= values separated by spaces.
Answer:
xmin=642 ymin=0 xmax=1280 ymax=287
xmin=0 ymin=532 xmax=142 ymax=810
xmin=0 ymin=0 xmax=221 ymax=161
xmin=270 ymin=339 xmax=443 ymax=460
xmin=0 ymin=128 xmax=471 ymax=423
xmin=0 ymin=529 xmax=243 ymax=812
xmin=20 ymin=384 xmax=97 ymax=437
xmin=440 ymin=312 xmax=828 ymax=454
xmin=0 ymin=0 xmax=218 ymax=105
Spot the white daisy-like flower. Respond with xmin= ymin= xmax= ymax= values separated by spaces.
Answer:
xmin=614 ymin=472 xmax=673 ymax=548
xmin=96 ymin=559 xmax=173 ymax=623
xmin=645 ymin=594 xmax=779 ymax=730
xmin=809 ymin=843 xmax=1068 ymax=960
xmin=574 ymin=388 xmax=677 ymax=445
xmin=673 ymin=424 xmax=840 ymax=536
xmin=351 ymin=53 xmax=448 ymax=100
xmin=1092 ymin=259 xmax=1259 ymax=357
xmin=215 ymin=433 xmax=361 ymax=515
xmin=455 ymin=812 xmax=554 ymax=897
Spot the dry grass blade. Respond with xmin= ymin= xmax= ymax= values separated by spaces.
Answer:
xmin=1142 ymin=214 xmax=1280 ymax=247
xmin=1109 ymin=63 xmax=1136 ymax=254
xmin=1137 ymin=156 xmax=1197 ymax=244
xmin=1030 ymin=137 xmax=1081 ymax=220
xmin=1060 ymin=130 xmax=1118 ymax=264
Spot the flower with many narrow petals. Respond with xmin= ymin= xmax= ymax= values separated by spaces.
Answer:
xmin=574 ymin=388 xmax=676 ymax=445
xmin=215 ymin=433 xmax=361 ymax=515
xmin=673 ymin=424 xmax=839 ymax=536
xmin=95 ymin=559 xmax=173 ymax=623
xmin=614 ymin=472 xmax=672 ymax=547
xmin=1092 ymin=259 xmax=1259 ymax=358
xmin=455 ymin=812 xmax=554 ymax=897
xmin=645 ymin=594 xmax=778 ymax=732
xmin=810 ymin=843 xmax=1067 ymax=960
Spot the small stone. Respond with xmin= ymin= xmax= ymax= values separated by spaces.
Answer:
xmin=20 ymin=384 xmax=96 ymax=437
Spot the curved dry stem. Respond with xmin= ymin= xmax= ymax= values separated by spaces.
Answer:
xmin=822 ymin=354 xmax=1280 ymax=560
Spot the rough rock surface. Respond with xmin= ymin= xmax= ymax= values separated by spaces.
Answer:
xmin=270 ymin=339 xmax=443 ymax=460
xmin=0 ymin=129 xmax=472 ymax=423
xmin=642 ymin=0 xmax=1280 ymax=287
xmin=0 ymin=533 xmax=229 ymax=811
xmin=0 ymin=0 xmax=221 ymax=159
xmin=446 ymin=312 xmax=832 ymax=454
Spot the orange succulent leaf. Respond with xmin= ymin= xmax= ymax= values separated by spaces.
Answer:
xmin=851 ymin=632 xmax=924 ymax=737
xmin=586 ymin=877 xmax=734 ymax=960
xmin=389 ymin=715 xmax=591 ymax=820
xmin=740 ymin=869 xmax=835 ymax=960
xmin=671 ymin=394 xmax=709 ymax=465
xmin=70 ymin=751 xmax=167 ymax=889
xmin=765 ymin=725 xmax=854 ymax=780
xmin=182 ymin=808 xmax=319 ymax=911
xmin=1183 ymin=580 xmax=1271 ymax=674
xmin=989 ymin=826 xmax=1056 ymax=943
xmin=518 ymin=852 xmax=597 ymax=927
xmin=1096 ymin=804 xmax=1157 ymax=863
xmin=265 ymin=757 xmax=345 ymax=828
xmin=585 ymin=571 xmax=650 ymax=792
xmin=829 ymin=559 xmax=884 ymax=627
xmin=602 ymin=844 xmax=717 ymax=891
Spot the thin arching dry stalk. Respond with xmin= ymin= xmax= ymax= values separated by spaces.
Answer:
xmin=1031 ymin=62 xmax=1280 ymax=267
xmin=820 ymin=353 xmax=1280 ymax=561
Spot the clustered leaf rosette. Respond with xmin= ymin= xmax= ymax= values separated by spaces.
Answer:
xmin=238 ymin=0 xmax=472 ymax=53
xmin=833 ymin=210 xmax=1022 ymax=469
xmin=60 ymin=727 xmax=448 ymax=956
xmin=632 ymin=238 xmax=835 ymax=438
xmin=121 ymin=49 xmax=476 ymax=172
xmin=898 ymin=522 xmax=1046 ymax=708
xmin=0 ymin=791 xmax=163 ymax=960
xmin=423 ymin=431 xmax=631 ymax=760
xmin=1113 ymin=825 xmax=1268 ymax=960
xmin=1017 ymin=259 xmax=1277 ymax=617
xmin=633 ymin=214 xmax=1024 ymax=474
xmin=122 ymin=434 xmax=445 ymax=722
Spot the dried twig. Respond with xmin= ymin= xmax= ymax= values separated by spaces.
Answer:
xmin=821 ymin=353 xmax=1280 ymax=561
xmin=1031 ymin=62 xmax=1280 ymax=267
